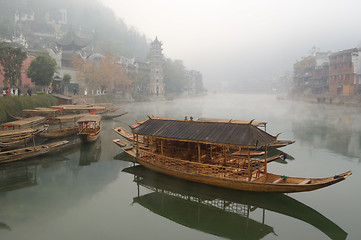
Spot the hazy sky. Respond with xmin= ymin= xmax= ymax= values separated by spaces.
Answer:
xmin=101 ymin=0 xmax=361 ymax=90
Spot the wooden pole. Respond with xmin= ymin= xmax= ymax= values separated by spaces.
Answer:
xmin=161 ymin=139 xmax=164 ymax=155
xmin=198 ymin=143 xmax=201 ymax=162
xmin=210 ymin=144 xmax=212 ymax=161
xmin=264 ymin=145 xmax=268 ymax=173
xmin=248 ymin=148 xmax=251 ymax=181
xmin=223 ymin=145 xmax=226 ymax=165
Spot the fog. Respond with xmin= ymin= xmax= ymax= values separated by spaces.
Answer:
xmin=102 ymin=0 xmax=361 ymax=91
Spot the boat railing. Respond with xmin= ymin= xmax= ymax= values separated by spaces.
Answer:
xmin=138 ymin=149 xmax=251 ymax=180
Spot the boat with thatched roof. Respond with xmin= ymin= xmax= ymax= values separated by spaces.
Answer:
xmin=114 ymin=116 xmax=351 ymax=193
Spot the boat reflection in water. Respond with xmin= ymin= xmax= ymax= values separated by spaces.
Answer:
xmin=79 ymin=139 xmax=102 ymax=166
xmin=0 ymin=165 xmax=37 ymax=193
xmin=123 ymin=165 xmax=347 ymax=240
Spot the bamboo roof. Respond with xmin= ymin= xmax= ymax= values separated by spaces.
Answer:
xmin=0 ymin=128 xmax=35 ymax=137
xmin=22 ymin=108 xmax=60 ymax=114
xmin=52 ymin=104 xmax=110 ymax=111
xmin=52 ymin=114 xmax=86 ymax=123
xmin=133 ymin=117 xmax=276 ymax=147
xmin=1 ymin=116 xmax=46 ymax=129
xmin=77 ymin=115 xmax=101 ymax=123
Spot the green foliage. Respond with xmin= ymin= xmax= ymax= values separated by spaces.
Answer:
xmin=0 ymin=43 xmax=27 ymax=87
xmin=27 ymin=54 xmax=56 ymax=87
xmin=163 ymin=59 xmax=187 ymax=94
xmin=0 ymin=95 xmax=58 ymax=123
xmin=62 ymin=73 xmax=71 ymax=86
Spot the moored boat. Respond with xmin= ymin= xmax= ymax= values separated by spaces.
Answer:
xmin=101 ymin=111 xmax=128 ymax=120
xmin=0 ymin=125 xmax=49 ymax=149
xmin=114 ymin=116 xmax=351 ymax=193
xmin=1 ymin=116 xmax=46 ymax=130
xmin=77 ymin=115 xmax=101 ymax=143
xmin=38 ymin=114 xmax=86 ymax=139
xmin=0 ymin=140 xmax=69 ymax=164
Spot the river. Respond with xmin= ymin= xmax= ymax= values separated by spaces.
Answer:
xmin=0 ymin=93 xmax=360 ymax=240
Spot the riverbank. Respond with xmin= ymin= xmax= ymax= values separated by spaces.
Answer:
xmin=292 ymin=93 xmax=361 ymax=106
xmin=0 ymin=94 xmax=58 ymax=123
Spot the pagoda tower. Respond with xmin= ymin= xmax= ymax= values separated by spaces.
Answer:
xmin=148 ymin=37 xmax=164 ymax=96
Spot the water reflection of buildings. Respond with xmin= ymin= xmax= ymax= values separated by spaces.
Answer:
xmin=292 ymin=106 xmax=361 ymax=161
xmin=124 ymin=165 xmax=347 ymax=240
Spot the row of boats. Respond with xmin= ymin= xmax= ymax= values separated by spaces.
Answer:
xmin=0 ymin=104 xmax=126 ymax=164
xmin=112 ymin=116 xmax=352 ymax=193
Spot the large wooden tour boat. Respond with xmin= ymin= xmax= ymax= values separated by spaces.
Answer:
xmin=114 ymin=117 xmax=351 ymax=193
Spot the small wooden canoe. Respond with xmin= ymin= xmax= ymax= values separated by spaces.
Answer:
xmin=113 ymin=139 xmax=137 ymax=158
xmin=101 ymin=111 xmax=127 ymax=120
xmin=0 ymin=140 xmax=69 ymax=164
xmin=267 ymin=140 xmax=295 ymax=149
xmin=113 ymin=126 xmax=143 ymax=141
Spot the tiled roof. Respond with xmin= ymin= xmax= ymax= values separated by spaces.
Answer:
xmin=133 ymin=118 xmax=276 ymax=147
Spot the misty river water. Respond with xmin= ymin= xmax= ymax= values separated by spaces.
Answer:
xmin=0 ymin=93 xmax=360 ymax=240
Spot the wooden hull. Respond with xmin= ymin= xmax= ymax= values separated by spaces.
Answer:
xmin=267 ymin=140 xmax=295 ymax=149
xmin=113 ymin=127 xmax=135 ymax=141
xmin=0 ymin=125 xmax=49 ymax=150
xmin=0 ymin=140 xmax=69 ymax=164
xmin=137 ymin=157 xmax=351 ymax=193
xmin=101 ymin=112 xmax=127 ymax=120
xmin=39 ymin=127 xmax=78 ymax=139
xmin=112 ymin=139 xmax=136 ymax=157
xmin=78 ymin=129 xmax=100 ymax=143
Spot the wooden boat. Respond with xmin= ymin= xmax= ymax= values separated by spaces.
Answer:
xmin=0 ymin=125 xmax=49 ymax=149
xmin=124 ymin=164 xmax=348 ymax=240
xmin=113 ymin=126 xmax=142 ymax=141
xmin=116 ymin=116 xmax=351 ymax=193
xmin=1 ymin=116 xmax=46 ymax=130
xmin=113 ymin=139 xmax=137 ymax=158
xmin=267 ymin=139 xmax=295 ymax=149
xmin=77 ymin=115 xmax=101 ymax=143
xmin=38 ymin=114 xmax=85 ymax=139
xmin=0 ymin=140 xmax=69 ymax=164
xmin=101 ymin=111 xmax=128 ymax=120
xmin=98 ymin=105 xmax=124 ymax=114
xmin=22 ymin=107 xmax=62 ymax=120
xmin=52 ymin=104 xmax=110 ymax=114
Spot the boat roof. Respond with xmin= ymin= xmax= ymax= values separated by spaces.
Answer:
xmin=1 ymin=116 xmax=46 ymax=129
xmin=52 ymin=104 xmax=111 ymax=110
xmin=133 ymin=117 xmax=276 ymax=147
xmin=0 ymin=128 xmax=35 ymax=137
xmin=22 ymin=108 xmax=61 ymax=114
xmin=197 ymin=118 xmax=267 ymax=127
xmin=77 ymin=115 xmax=101 ymax=123
xmin=52 ymin=114 xmax=86 ymax=123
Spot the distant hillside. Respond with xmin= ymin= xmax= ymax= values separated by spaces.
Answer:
xmin=0 ymin=0 xmax=149 ymax=60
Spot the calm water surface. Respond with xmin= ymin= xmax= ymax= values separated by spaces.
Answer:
xmin=0 ymin=93 xmax=360 ymax=240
